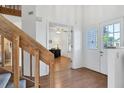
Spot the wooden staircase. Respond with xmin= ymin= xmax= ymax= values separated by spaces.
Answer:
xmin=0 ymin=5 xmax=21 ymax=17
xmin=0 ymin=68 xmax=26 ymax=88
xmin=0 ymin=14 xmax=55 ymax=88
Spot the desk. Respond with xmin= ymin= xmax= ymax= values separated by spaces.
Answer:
xmin=49 ymin=49 xmax=61 ymax=58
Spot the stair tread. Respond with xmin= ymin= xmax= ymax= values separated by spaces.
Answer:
xmin=0 ymin=73 xmax=11 ymax=88
xmin=6 ymin=80 xmax=26 ymax=88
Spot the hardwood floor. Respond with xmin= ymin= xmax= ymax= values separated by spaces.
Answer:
xmin=40 ymin=56 xmax=107 ymax=88
xmin=0 ymin=56 xmax=107 ymax=88
xmin=54 ymin=56 xmax=71 ymax=72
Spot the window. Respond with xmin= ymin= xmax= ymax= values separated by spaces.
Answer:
xmin=87 ymin=28 xmax=97 ymax=49
xmin=103 ymin=23 xmax=120 ymax=48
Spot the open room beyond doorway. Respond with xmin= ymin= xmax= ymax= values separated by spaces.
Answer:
xmin=49 ymin=22 xmax=73 ymax=67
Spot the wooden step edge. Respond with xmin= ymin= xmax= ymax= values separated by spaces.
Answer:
xmin=6 ymin=79 xmax=26 ymax=88
xmin=22 ymin=76 xmax=41 ymax=88
xmin=0 ymin=73 xmax=11 ymax=88
xmin=0 ymin=67 xmax=13 ymax=74
xmin=22 ymin=76 xmax=34 ymax=83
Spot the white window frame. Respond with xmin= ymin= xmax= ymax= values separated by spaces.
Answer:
xmin=100 ymin=17 xmax=124 ymax=49
xmin=86 ymin=27 xmax=98 ymax=50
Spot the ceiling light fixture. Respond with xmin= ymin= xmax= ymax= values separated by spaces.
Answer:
xmin=56 ymin=31 xmax=61 ymax=34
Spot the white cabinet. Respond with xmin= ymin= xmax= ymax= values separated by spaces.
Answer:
xmin=107 ymin=48 xmax=124 ymax=88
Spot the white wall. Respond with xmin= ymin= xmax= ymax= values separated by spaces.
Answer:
xmin=83 ymin=6 xmax=124 ymax=27
xmin=83 ymin=5 xmax=124 ymax=69
xmin=36 ymin=5 xmax=75 ymax=25
xmin=107 ymin=48 xmax=124 ymax=88
xmin=72 ymin=29 xmax=83 ymax=69
xmin=36 ymin=20 xmax=49 ymax=76
xmin=22 ymin=5 xmax=36 ymax=39
xmin=36 ymin=5 xmax=84 ymax=69
xmin=36 ymin=5 xmax=84 ymax=30
xmin=2 ymin=14 xmax=22 ymax=28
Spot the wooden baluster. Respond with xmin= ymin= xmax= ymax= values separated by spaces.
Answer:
xmin=2 ymin=5 xmax=5 ymax=7
xmin=21 ymin=48 xmax=24 ymax=76
xmin=13 ymin=5 xmax=15 ymax=10
xmin=5 ymin=5 xmax=7 ymax=8
xmin=19 ymin=6 xmax=21 ymax=10
xmin=12 ymin=36 xmax=20 ymax=88
xmin=1 ymin=36 xmax=5 ymax=67
xmin=30 ymin=54 xmax=32 ymax=77
xmin=49 ymin=61 xmax=54 ymax=88
xmin=34 ymin=49 xmax=40 ymax=88
xmin=9 ymin=5 xmax=12 ymax=9
xmin=16 ymin=5 xmax=19 ymax=10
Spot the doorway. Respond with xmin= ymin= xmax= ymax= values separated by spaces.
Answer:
xmin=86 ymin=18 xmax=123 ymax=75
xmin=49 ymin=22 xmax=73 ymax=59
xmin=48 ymin=22 xmax=73 ymax=71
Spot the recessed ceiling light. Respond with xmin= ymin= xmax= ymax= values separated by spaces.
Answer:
xmin=56 ymin=31 xmax=61 ymax=34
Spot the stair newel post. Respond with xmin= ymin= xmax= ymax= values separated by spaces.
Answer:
xmin=49 ymin=60 xmax=55 ymax=88
xmin=34 ymin=49 xmax=40 ymax=88
xmin=1 ymin=35 xmax=5 ymax=67
xmin=12 ymin=35 xmax=20 ymax=88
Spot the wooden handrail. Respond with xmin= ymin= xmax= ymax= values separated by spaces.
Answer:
xmin=0 ymin=15 xmax=54 ymax=64
xmin=0 ymin=15 xmax=55 ymax=88
xmin=1 ymin=5 xmax=21 ymax=10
